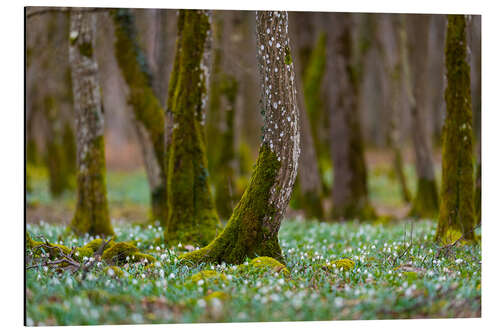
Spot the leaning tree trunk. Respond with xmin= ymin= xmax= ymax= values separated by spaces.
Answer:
xmin=377 ymin=14 xmax=412 ymax=203
xmin=289 ymin=12 xmax=324 ymax=219
xmin=164 ymin=10 xmax=221 ymax=246
xmin=111 ymin=9 xmax=167 ymax=225
xmin=436 ymin=15 xmax=476 ymax=243
xmin=181 ymin=10 xmax=300 ymax=264
xmin=326 ymin=13 xmax=375 ymax=221
xmin=405 ymin=14 xmax=439 ymax=218
xmin=69 ymin=11 xmax=114 ymax=236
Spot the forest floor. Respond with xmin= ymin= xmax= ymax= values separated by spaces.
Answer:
xmin=25 ymin=151 xmax=481 ymax=325
xmin=25 ymin=219 xmax=481 ymax=325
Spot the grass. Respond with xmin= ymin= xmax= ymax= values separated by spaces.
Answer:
xmin=25 ymin=218 xmax=481 ymax=325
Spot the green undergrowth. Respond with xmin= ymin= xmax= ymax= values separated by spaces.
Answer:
xmin=26 ymin=218 xmax=480 ymax=325
xmin=27 ymin=167 xmax=150 ymax=209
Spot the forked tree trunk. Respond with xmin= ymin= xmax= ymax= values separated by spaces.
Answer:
xmin=290 ymin=12 xmax=324 ymax=219
xmin=111 ymin=9 xmax=167 ymax=225
xmin=405 ymin=14 xmax=439 ymax=218
xmin=181 ymin=11 xmax=300 ymax=264
xmin=436 ymin=15 xmax=476 ymax=243
xmin=326 ymin=13 xmax=375 ymax=221
xmin=164 ymin=10 xmax=221 ymax=246
xmin=69 ymin=11 xmax=114 ymax=236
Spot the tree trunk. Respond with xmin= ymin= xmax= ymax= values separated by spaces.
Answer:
xmin=181 ymin=10 xmax=300 ymax=264
xmin=151 ymin=9 xmax=170 ymax=109
xmin=289 ymin=12 xmax=324 ymax=219
xmin=205 ymin=14 xmax=239 ymax=220
xmin=43 ymin=96 xmax=72 ymax=197
xmin=436 ymin=15 xmax=476 ymax=243
xmin=111 ymin=9 xmax=167 ymax=225
xmin=69 ymin=11 xmax=114 ymax=236
xmin=428 ymin=15 xmax=446 ymax=145
xmin=376 ymin=14 xmax=412 ymax=203
xmin=304 ymin=32 xmax=330 ymax=195
xmin=213 ymin=74 xmax=238 ymax=220
xmin=326 ymin=13 xmax=375 ymax=221
xmin=164 ymin=10 xmax=221 ymax=246
xmin=405 ymin=14 xmax=439 ymax=218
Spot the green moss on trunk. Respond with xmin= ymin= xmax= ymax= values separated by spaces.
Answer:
xmin=213 ymin=76 xmax=238 ymax=219
xmin=62 ymin=121 xmax=77 ymax=176
xmin=71 ymin=136 xmax=114 ymax=236
xmin=111 ymin=9 xmax=167 ymax=225
xmin=27 ymin=139 xmax=41 ymax=166
xmin=409 ymin=178 xmax=439 ymax=218
xmin=180 ymin=144 xmax=284 ymax=265
xmin=206 ymin=16 xmax=224 ymax=174
xmin=291 ymin=180 xmax=324 ymax=220
xmin=436 ymin=15 xmax=476 ymax=243
xmin=304 ymin=32 xmax=329 ymax=193
xmin=165 ymin=10 xmax=221 ymax=246
xmin=43 ymin=96 xmax=73 ymax=198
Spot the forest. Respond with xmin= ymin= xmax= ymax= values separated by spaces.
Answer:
xmin=25 ymin=7 xmax=481 ymax=325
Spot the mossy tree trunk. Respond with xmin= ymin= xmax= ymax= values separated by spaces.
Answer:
xmin=69 ymin=11 xmax=114 ymax=236
xmin=289 ymin=13 xmax=324 ymax=219
xmin=111 ymin=9 xmax=167 ymax=225
xmin=405 ymin=14 xmax=439 ymax=218
xmin=206 ymin=16 xmax=224 ymax=175
xmin=26 ymin=107 xmax=42 ymax=166
xmin=205 ymin=14 xmax=239 ymax=220
xmin=436 ymin=15 xmax=476 ymax=243
xmin=376 ymin=14 xmax=412 ymax=203
xmin=326 ymin=13 xmax=375 ymax=221
xmin=180 ymin=11 xmax=300 ymax=265
xmin=43 ymin=96 xmax=73 ymax=197
xmin=213 ymin=75 xmax=238 ymax=219
xmin=164 ymin=10 xmax=221 ymax=246
xmin=34 ymin=13 xmax=77 ymax=197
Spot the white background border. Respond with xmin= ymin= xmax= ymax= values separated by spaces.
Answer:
xmin=2 ymin=0 xmax=498 ymax=332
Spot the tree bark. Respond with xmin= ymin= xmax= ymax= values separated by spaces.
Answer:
xmin=151 ymin=9 xmax=170 ymax=109
xmin=111 ymin=9 xmax=167 ymax=225
xmin=69 ymin=10 xmax=113 ymax=236
xmin=405 ymin=14 xmax=439 ymax=218
xmin=205 ymin=14 xmax=239 ymax=219
xmin=181 ymin=10 xmax=300 ymax=264
xmin=436 ymin=15 xmax=476 ymax=243
xmin=164 ymin=10 xmax=221 ymax=246
xmin=288 ymin=12 xmax=324 ymax=219
xmin=43 ymin=96 xmax=72 ymax=197
xmin=326 ymin=13 xmax=375 ymax=221
xmin=376 ymin=14 xmax=412 ymax=203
